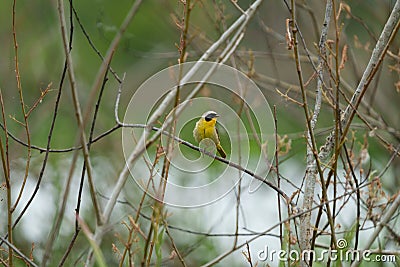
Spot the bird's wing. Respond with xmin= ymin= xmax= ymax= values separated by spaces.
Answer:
xmin=215 ymin=125 xmax=221 ymax=143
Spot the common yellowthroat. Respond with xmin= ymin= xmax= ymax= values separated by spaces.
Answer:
xmin=193 ymin=111 xmax=227 ymax=158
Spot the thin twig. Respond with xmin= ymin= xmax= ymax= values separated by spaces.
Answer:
xmin=351 ymin=190 xmax=400 ymax=267
xmin=43 ymin=4 xmax=76 ymax=265
xmin=0 ymin=236 xmax=39 ymax=267
xmin=232 ymin=56 xmax=245 ymax=248
xmin=70 ymin=1 xmax=121 ymax=83
xmin=0 ymin=88 xmax=12 ymax=265
xmin=25 ymin=83 xmax=52 ymax=118
xmin=242 ymin=242 xmax=253 ymax=267
xmin=11 ymin=40 xmax=68 ymax=265
xmin=80 ymin=1 xmax=143 ymax=130
xmin=11 ymin=0 xmax=32 ymax=220
xmin=378 ymin=144 xmax=400 ymax=178
xmin=54 ymin=60 xmax=111 ymax=267
xmin=164 ymin=220 xmax=187 ymax=267
xmin=57 ymin=0 xmax=102 ymax=224
xmin=273 ymin=106 xmax=284 ymax=248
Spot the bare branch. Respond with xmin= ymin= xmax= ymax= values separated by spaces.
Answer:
xmin=57 ymin=0 xmax=102 ymax=223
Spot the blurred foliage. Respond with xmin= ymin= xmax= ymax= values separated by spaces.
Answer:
xmin=0 ymin=0 xmax=399 ymax=266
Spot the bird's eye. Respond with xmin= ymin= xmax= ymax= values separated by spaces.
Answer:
xmin=205 ymin=113 xmax=217 ymax=121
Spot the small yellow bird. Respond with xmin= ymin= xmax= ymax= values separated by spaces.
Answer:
xmin=193 ymin=111 xmax=227 ymax=158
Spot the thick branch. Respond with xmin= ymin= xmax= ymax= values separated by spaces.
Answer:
xmin=299 ymin=0 xmax=333 ymax=257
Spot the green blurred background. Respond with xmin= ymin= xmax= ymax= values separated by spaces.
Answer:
xmin=1 ymin=0 xmax=399 ymax=266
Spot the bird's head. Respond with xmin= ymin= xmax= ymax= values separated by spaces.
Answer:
xmin=202 ymin=111 xmax=219 ymax=125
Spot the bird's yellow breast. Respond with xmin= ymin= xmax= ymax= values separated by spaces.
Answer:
xmin=194 ymin=118 xmax=218 ymax=143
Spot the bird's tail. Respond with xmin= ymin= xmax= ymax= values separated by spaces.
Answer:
xmin=216 ymin=144 xmax=227 ymax=158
